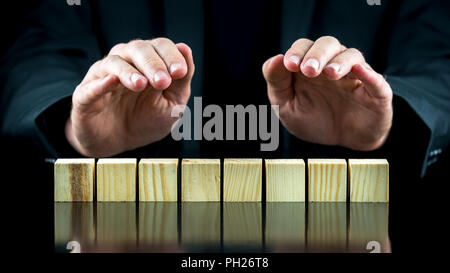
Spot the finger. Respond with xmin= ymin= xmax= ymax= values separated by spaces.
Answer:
xmin=150 ymin=38 xmax=188 ymax=80
xmin=87 ymin=55 xmax=148 ymax=92
xmin=283 ymin=38 xmax=314 ymax=72
xmin=351 ymin=64 xmax=390 ymax=99
xmin=163 ymin=43 xmax=195 ymax=101
xmin=121 ymin=40 xmax=172 ymax=90
xmin=323 ymin=48 xmax=365 ymax=80
xmin=175 ymin=43 xmax=195 ymax=82
xmin=301 ymin=36 xmax=344 ymax=78
xmin=75 ymin=74 xmax=119 ymax=109
xmin=263 ymin=54 xmax=294 ymax=106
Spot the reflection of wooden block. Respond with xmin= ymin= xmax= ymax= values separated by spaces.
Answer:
xmin=181 ymin=202 xmax=220 ymax=248
xmin=97 ymin=203 xmax=136 ymax=245
xmin=224 ymin=159 xmax=262 ymax=202
xmin=54 ymin=203 xmax=95 ymax=247
xmin=265 ymin=203 xmax=305 ymax=250
xmin=308 ymin=159 xmax=347 ymax=202
xmin=97 ymin=158 xmax=136 ymax=202
xmin=265 ymin=159 xmax=305 ymax=202
xmin=182 ymin=159 xmax=220 ymax=201
xmin=349 ymin=159 xmax=389 ymax=202
xmin=54 ymin=158 xmax=95 ymax=202
xmin=139 ymin=202 xmax=178 ymax=246
xmin=139 ymin=159 xmax=178 ymax=201
xmin=307 ymin=203 xmax=347 ymax=252
xmin=349 ymin=203 xmax=390 ymax=252
xmin=223 ymin=203 xmax=262 ymax=247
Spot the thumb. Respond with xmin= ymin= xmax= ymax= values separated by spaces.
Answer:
xmin=263 ymin=54 xmax=293 ymax=106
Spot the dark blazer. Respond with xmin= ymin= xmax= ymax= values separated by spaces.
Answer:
xmin=1 ymin=0 xmax=449 ymax=178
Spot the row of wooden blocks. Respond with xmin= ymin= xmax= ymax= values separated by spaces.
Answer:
xmin=55 ymin=158 xmax=389 ymax=202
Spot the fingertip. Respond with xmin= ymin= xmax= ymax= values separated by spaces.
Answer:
xmin=103 ymin=74 xmax=120 ymax=88
xmin=169 ymin=62 xmax=188 ymax=79
xmin=283 ymin=54 xmax=301 ymax=72
xmin=152 ymin=70 xmax=172 ymax=90
xmin=130 ymin=73 xmax=148 ymax=91
xmin=323 ymin=64 xmax=342 ymax=80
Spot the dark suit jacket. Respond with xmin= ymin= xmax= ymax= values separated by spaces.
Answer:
xmin=1 ymin=0 xmax=449 ymax=178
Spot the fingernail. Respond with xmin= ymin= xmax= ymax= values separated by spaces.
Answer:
xmin=326 ymin=63 xmax=341 ymax=73
xmin=131 ymin=73 xmax=145 ymax=85
xmin=169 ymin=63 xmax=183 ymax=75
xmin=153 ymin=70 xmax=169 ymax=83
xmin=304 ymin=58 xmax=320 ymax=71
xmin=289 ymin=55 xmax=301 ymax=65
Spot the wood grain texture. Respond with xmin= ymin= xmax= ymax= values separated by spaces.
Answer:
xmin=54 ymin=203 xmax=94 ymax=246
xmin=349 ymin=159 xmax=389 ymax=202
xmin=182 ymin=159 xmax=220 ymax=201
xmin=265 ymin=159 xmax=305 ymax=202
xmin=224 ymin=158 xmax=262 ymax=202
xmin=97 ymin=158 xmax=136 ymax=202
xmin=308 ymin=159 xmax=347 ymax=202
xmin=348 ymin=203 xmax=390 ymax=252
xmin=96 ymin=203 xmax=136 ymax=246
xmin=54 ymin=158 xmax=95 ymax=202
xmin=138 ymin=202 xmax=178 ymax=246
xmin=139 ymin=159 xmax=178 ymax=201
xmin=307 ymin=203 xmax=347 ymax=252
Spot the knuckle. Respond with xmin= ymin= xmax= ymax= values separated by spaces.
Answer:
xmin=151 ymin=37 xmax=172 ymax=47
xmin=292 ymin=38 xmax=313 ymax=48
xmin=109 ymin=43 xmax=125 ymax=54
xmin=318 ymin=35 xmax=340 ymax=45
xmin=128 ymin=39 xmax=147 ymax=51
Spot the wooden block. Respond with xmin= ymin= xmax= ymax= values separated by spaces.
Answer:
xmin=138 ymin=202 xmax=178 ymax=248
xmin=181 ymin=159 xmax=220 ymax=201
xmin=224 ymin=158 xmax=262 ymax=202
xmin=265 ymin=159 xmax=305 ymax=202
xmin=308 ymin=159 xmax=347 ymax=202
xmin=181 ymin=202 xmax=220 ymax=249
xmin=348 ymin=203 xmax=390 ymax=252
xmin=265 ymin=203 xmax=305 ymax=251
xmin=307 ymin=203 xmax=347 ymax=252
xmin=223 ymin=203 xmax=262 ymax=248
xmin=139 ymin=159 xmax=178 ymax=201
xmin=349 ymin=159 xmax=389 ymax=202
xmin=97 ymin=158 xmax=136 ymax=202
xmin=54 ymin=158 xmax=95 ymax=202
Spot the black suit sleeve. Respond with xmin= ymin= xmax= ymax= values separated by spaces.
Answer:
xmin=0 ymin=1 xmax=101 ymax=157
xmin=385 ymin=0 xmax=450 ymax=177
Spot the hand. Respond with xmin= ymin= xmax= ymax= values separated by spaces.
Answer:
xmin=65 ymin=38 xmax=194 ymax=157
xmin=263 ymin=36 xmax=393 ymax=151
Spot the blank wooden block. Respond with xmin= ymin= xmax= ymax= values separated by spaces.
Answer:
xmin=139 ymin=159 xmax=178 ymax=201
xmin=54 ymin=158 xmax=95 ymax=202
xmin=97 ymin=158 xmax=136 ymax=202
xmin=224 ymin=158 xmax=262 ymax=202
xmin=308 ymin=159 xmax=347 ymax=202
xmin=349 ymin=159 xmax=389 ymax=202
xmin=265 ymin=159 xmax=305 ymax=202
xmin=182 ymin=159 xmax=220 ymax=201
